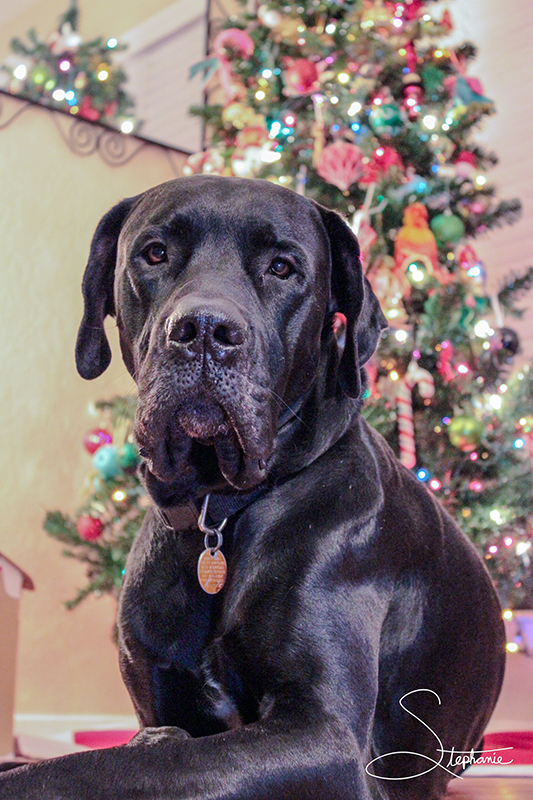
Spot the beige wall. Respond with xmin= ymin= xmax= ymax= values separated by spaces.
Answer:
xmin=442 ymin=0 xmax=533 ymax=360
xmin=0 ymin=94 xmax=185 ymax=715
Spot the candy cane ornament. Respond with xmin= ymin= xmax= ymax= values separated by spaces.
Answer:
xmin=396 ymin=361 xmax=435 ymax=469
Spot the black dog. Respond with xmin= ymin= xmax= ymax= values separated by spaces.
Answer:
xmin=0 ymin=176 xmax=505 ymax=799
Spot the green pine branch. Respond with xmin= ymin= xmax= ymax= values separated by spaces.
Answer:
xmin=498 ymin=267 xmax=533 ymax=316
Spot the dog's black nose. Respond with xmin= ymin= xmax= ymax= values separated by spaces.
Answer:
xmin=166 ymin=296 xmax=249 ymax=359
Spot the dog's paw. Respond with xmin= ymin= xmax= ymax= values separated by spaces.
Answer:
xmin=127 ymin=726 xmax=191 ymax=747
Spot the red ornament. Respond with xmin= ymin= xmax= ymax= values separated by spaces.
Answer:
xmin=436 ymin=341 xmax=455 ymax=383
xmin=402 ymin=79 xmax=423 ymax=120
xmin=283 ymin=59 xmax=320 ymax=96
xmin=361 ymin=145 xmax=404 ymax=185
xmin=316 ymin=141 xmax=364 ymax=192
xmin=104 ymin=100 xmax=118 ymax=118
xmin=453 ymin=151 xmax=477 ymax=180
xmin=78 ymin=94 xmax=100 ymax=122
xmin=440 ymin=10 xmax=453 ymax=33
xmin=77 ymin=515 xmax=103 ymax=542
xmin=333 ymin=312 xmax=347 ymax=338
xmin=401 ymin=0 xmax=425 ymax=22
xmin=457 ymin=245 xmax=478 ymax=271
xmin=455 ymin=151 xmax=477 ymax=168
xmin=83 ymin=428 xmax=112 ymax=454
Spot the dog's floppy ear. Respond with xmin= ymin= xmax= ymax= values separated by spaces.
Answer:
xmin=317 ymin=205 xmax=387 ymax=398
xmin=75 ymin=196 xmax=139 ymax=380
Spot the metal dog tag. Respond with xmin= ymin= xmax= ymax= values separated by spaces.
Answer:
xmin=197 ymin=495 xmax=228 ymax=595
xmin=197 ymin=548 xmax=227 ymax=594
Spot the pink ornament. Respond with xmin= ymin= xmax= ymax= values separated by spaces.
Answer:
xmin=83 ymin=428 xmax=112 ymax=454
xmin=470 ymin=200 xmax=487 ymax=215
xmin=217 ymin=60 xmax=247 ymax=104
xmin=466 ymin=76 xmax=484 ymax=96
xmin=284 ymin=59 xmax=320 ymax=97
xmin=211 ymin=28 xmax=254 ymax=104
xmin=213 ymin=29 xmax=255 ymax=60
xmin=316 ymin=141 xmax=364 ymax=192
xmin=77 ymin=515 xmax=103 ymax=542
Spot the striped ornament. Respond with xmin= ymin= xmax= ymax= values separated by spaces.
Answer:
xmin=396 ymin=360 xmax=435 ymax=469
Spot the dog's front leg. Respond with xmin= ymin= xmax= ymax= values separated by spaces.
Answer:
xmin=0 ymin=712 xmax=377 ymax=800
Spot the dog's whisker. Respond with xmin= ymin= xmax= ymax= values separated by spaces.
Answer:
xmin=98 ymin=371 xmax=136 ymax=393
xmin=265 ymin=387 xmax=308 ymax=428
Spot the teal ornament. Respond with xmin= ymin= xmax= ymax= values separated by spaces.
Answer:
xmin=421 ymin=65 xmax=445 ymax=97
xmin=454 ymin=75 xmax=494 ymax=110
xmin=430 ymin=213 xmax=465 ymax=245
xmin=93 ymin=445 xmax=121 ymax=480
xmin=458 ymin=304 xmax=475 ymax=330
xmin=118 ymin=441 xmax=140 ymax=470
xmin=370 ymin=102 xmax=403 ymax=136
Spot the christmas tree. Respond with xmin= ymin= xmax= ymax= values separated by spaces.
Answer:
xmin=45 ymin=0 xmax=533 ymax=617
xmin=184 ymin=0 xmax=533 ymax=610
xmin=44 ymin=398 xmax=148 ymax=610
xmin=0 ymin=0 xmax=138 ymax=133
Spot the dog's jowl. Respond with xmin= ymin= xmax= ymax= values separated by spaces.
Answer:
xmin=0 ymin=176 xmax=505 ymax=800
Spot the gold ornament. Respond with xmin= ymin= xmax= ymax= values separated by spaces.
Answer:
xmin=222 ymin=103 xmax=265 ymax=130
xmin=274 ymin=17 xmax=304 ymax=44
xmin=360 ymin=0 xmax=394 ymax=35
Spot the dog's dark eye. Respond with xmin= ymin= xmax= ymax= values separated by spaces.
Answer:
xmin=144 ymin=243 xmax=167 ymax=265
xmin=268 ymin=259 xmax=293 ymax=279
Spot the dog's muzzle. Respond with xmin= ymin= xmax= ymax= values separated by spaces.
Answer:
xmin=134 ymin=293 xmax=273 ymax=493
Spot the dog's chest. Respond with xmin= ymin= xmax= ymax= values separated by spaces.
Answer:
xmin=124 ymin=518 xmax=286 ymax=729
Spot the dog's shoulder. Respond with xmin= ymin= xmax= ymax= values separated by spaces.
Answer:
xmin=360 ymin=418 xmax=494 ymax=592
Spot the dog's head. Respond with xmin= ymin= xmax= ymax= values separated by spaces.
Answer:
xmin=76 ymin=176 xmax=386 ymax=503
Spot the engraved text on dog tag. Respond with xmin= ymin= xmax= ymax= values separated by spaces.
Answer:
xmin=197 ymin=548 xmax=227 ymax=594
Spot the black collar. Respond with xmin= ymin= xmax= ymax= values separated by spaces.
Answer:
xmin=158 ymin=485 xmax=267 ymax=532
